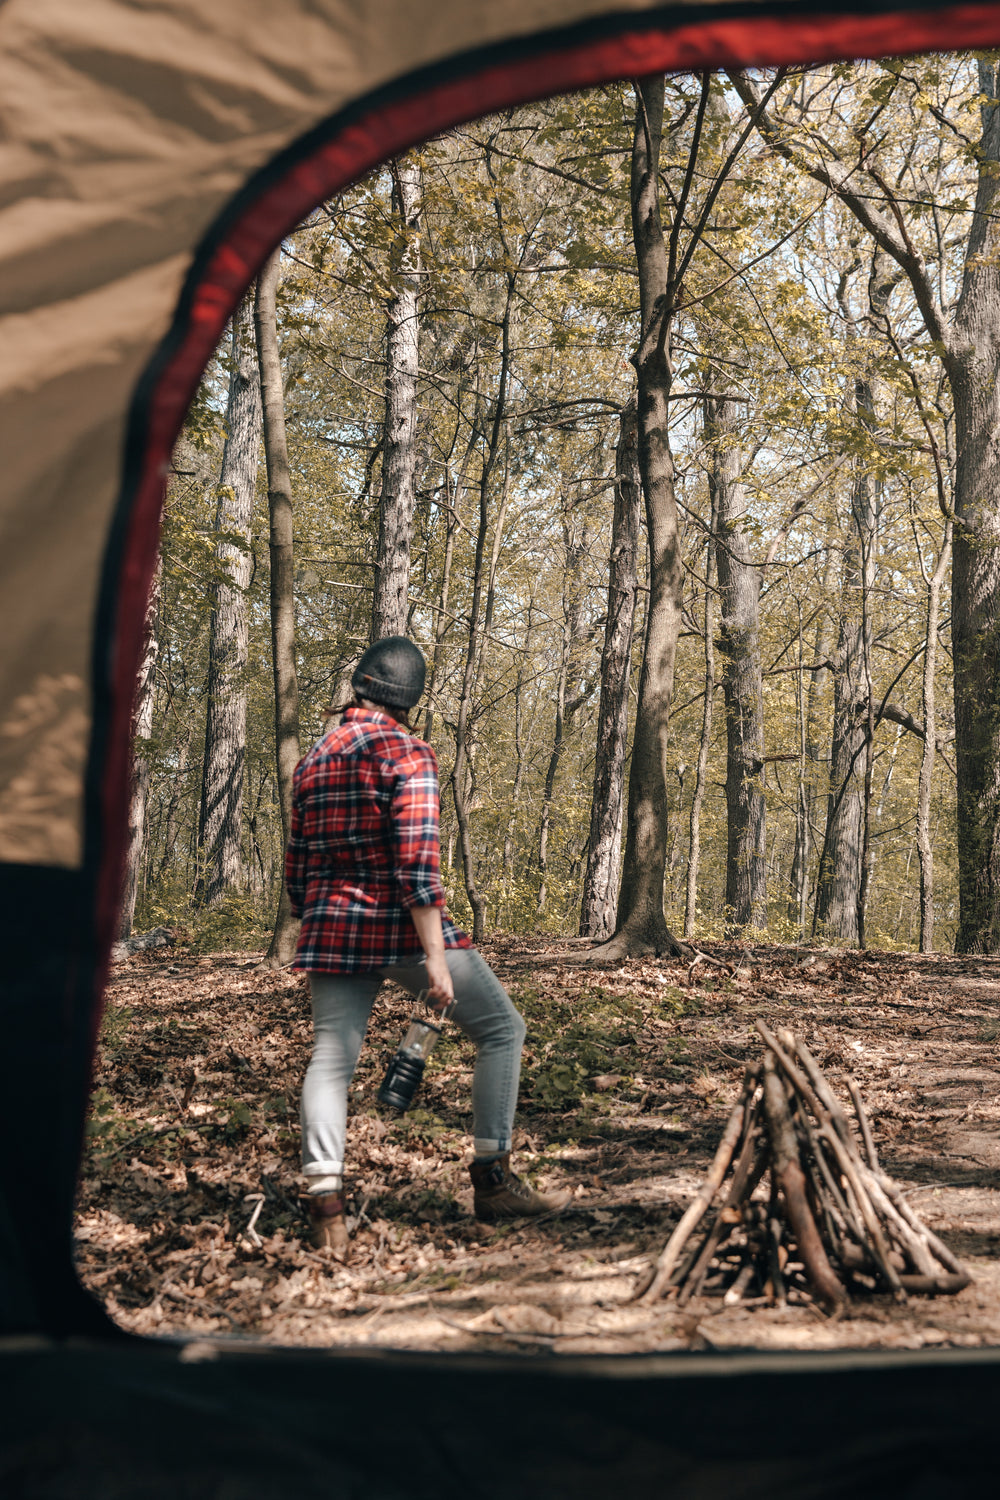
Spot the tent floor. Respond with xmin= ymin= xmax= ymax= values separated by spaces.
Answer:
xmin=1 ymin=1334 xmax=999 ymax=1498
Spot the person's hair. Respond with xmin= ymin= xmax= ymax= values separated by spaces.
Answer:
xmin=322 ymin=693 xmax=412 ymax=730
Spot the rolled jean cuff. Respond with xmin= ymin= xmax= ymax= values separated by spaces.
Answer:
xmin=474 ymin=1137 xmax=508 ymax=1156
xmin=304 ymin=1159 xmax=343 ymax=1177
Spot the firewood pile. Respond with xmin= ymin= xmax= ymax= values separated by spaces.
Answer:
xmin=638 ymin=1020 xmax=971 ymax=1315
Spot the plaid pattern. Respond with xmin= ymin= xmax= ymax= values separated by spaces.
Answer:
xmin=286 ymin=706 xmax=471 ymax=973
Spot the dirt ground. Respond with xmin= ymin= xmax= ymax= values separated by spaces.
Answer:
xmin=75 ymin=936 xmax=1000 ymax=1355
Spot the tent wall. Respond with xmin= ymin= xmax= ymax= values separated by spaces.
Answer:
xmin=1 ymin=0 xmax=1000 ymax=1347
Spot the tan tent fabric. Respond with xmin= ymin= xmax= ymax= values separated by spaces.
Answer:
xmin=1 ymin=0 xmax=999 ymax=869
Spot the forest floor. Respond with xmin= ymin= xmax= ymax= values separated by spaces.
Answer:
xmin=76 ymin=936 xmax=1000 ymax=1355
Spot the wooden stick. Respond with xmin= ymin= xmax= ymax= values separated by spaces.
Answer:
xmin=640 ymin=1067 xmax=760 ymax=1303
xmin=761 ymin=1053 xmax=845 ymax=1315
xmin=897 ymin=1272 xmax=971 ymax=1296
xmin=819 ymin=1124 xmax=905 ymax=1299
xmin=874 ymin=1173 xmax=967 ymax=1276
xmin=767 ymin=1215 xmax=787 ymax=1308
xmin=678 ymin=1113 xmax=764 ymax=1304
xmin=846 ymin=1076 xmax=880 ymax=1170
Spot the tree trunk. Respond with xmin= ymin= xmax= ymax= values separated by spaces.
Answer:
xmin=537 ymin=504 xmax=589 ymax=915
xmin=502 ymin=597 xmax=537 ymax=903
xmin=118 ymin=562 xmax=160 ymax=939
xmin=814 ymin=489 xmax=874 ymax=946
xmin=582 ymin=399 xmax=641 ymax=939
xmin=684 ymin=487 xmax=717 ymax=941
xmin=917 ymin=520 xmax=953 ymax=952
xmin=371 ymin=159 xmax=421 ymax=641
xmin=255 ymin=248 xmax=302 ymax=966
xmin=815 ymin=256 xmax=889 ymax=945
xmin=452 ymin=283 xmax=514 ymax=943
xmin=787 ymin=552 xmax=836 ymax=930
xmin=949 ymin=62 xmax=1000 ymax=953
xmin=197 ymin=291 xmax=262 ymax=905
xmin=157 ymin=719 xmax=192 ymax=882
xmin=706 ymin=393 xmax=767 ymax=933
xmin=592 ymin=77 xmax=687 ymax=961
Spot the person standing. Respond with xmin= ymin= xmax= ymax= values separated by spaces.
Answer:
xmin=285 ymin=636 xmax=567 ymax=1252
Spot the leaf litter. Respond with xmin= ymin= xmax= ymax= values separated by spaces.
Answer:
xmin=75 ymin=937 xmax=1000 ymax=1354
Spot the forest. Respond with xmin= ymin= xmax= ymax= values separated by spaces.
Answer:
xmin=81 ymin=54 xmax=1000 ymax=1355
xmin=119 ymin=56 xmax=1000 ymax=964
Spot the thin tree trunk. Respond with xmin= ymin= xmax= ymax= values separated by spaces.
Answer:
xmin=118 ymin=562 xmax=160 ymax=939
xmin=452 ymin=282 xmax=514 ymax=942
xmin=684 ymin=489 xmax=717 ymax=940
xmin=157 ymin=714 xmax=193 ymax=876
xmin=582 ymin=399 xmax=641 ymax=939
xmin=537 ymin=505 xmax=588 ymax=915
xmin=503 ymin=597 xmax=537 ymax=899
xmin=788 ymin=553 xmax=836 ymax=930
xmin=371 ymin=159 xmax=421 ymax=641
xmin=197 ymin=291 xmax=262 ymax=905
xmin=815 ymin=256 xmax=889 ymax=945
xmin=706 ymin=393 xmax=767 ymax=933
xmin=917 ymin=519 xmax=953 ymax=952
xmin=255 ymin=248 xmax=302 ymax=966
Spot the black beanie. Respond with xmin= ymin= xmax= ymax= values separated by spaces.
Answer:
xmin=352 ymin=636 xmax=427 ymax=709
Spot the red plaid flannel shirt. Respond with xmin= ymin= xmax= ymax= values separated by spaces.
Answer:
xmin=286 ymin=706 xmax=471 ymax=973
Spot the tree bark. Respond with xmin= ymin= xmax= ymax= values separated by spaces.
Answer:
xmin=255 ymin=248 xmax=302 ymax=966
xmin=118 ymin=561 xmax=160 ymax=939
xmin=683 ymin=487 xmax=716 ymax=941
xmin=592 ymin=77 xmax=688 ymax=961
xmin=815 ymin=255 xmax=890 ymax=945
xmin=917 ymin=519 xmax=953 ymax=952
xmin=197 ymin=291 xmax=262 ymax=905
xmin=787 ymin=552 xmax=836 ymax=931
xmin=706 ymin=393 xmax=767 ymax=933
xmin=949 ymin=63 xmax=1000 ymax=952
xmin=371 ymin=159 xmax=422 ymax=641
xmin=452 ymin=283 xmax=514 ymax=943
xmin=537 ymin=503 xmax=590 ymax=915
xmin=582 ymin=399 xmax=641 ymax=939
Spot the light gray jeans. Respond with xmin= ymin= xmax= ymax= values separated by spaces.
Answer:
xmin=301 ymin=948 xmax=526 ymax=1178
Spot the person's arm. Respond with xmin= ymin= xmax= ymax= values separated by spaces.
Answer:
xmin=408 ymin=903 xmax=454 ymax=1009
xmin=392 ymin=745 xmax=453 ymax=1008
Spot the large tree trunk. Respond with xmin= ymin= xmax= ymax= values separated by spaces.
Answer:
xmin=255 ymin=248 xmax=302 ymax=966
xmin=371 ymin=159 xmax=421 ymax=641
xmin=197 ymin=291 xmax=262 ymax=905
xmin=949 ymin=62 xmax=1000 ymax=953
xmin=706 ymin=393 xmax=767 ymax=933
xmin=582 ymin=399 xmax=641 ymax=939
xmin=118 ymin=562 xmax=160 ymax=939
xmin=592 ymin=77 xmax=687 ymax=961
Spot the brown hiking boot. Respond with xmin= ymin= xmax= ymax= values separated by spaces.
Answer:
xmin=469 ymin=1153 xmax=570 ymax=1222
xmin=304 ymin=1192 xmax=349 ymax=1258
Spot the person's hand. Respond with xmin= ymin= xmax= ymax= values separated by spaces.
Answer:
xmin=424 ymin=951 xmax=454 ymax=1011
